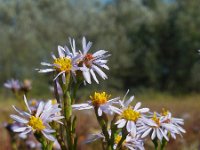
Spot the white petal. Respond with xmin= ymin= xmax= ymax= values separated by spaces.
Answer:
xmin=24 ymin=95 xmax=31 ymax=113
xmin=141 ymin=128 xmax=152 ymax=138
xmin=41 ymin=62 xmax=54 ymax=66
xmin=10 ymin=115 xmax=28 ymax=124
xmin=101 ymin=64 xmax=109 ymax=70
xmin=138 ymin=108 xmax=149 ymax=113
xmin=130 ymin=122 xmax=136 ymax=136
xmin=116 ymin=119 xmax=126 ymax=128
xmin=82 ymin=69 xmax=91 ymax=84
xmin=124 ymin=96 xmax=134 ymax=107
xmin=20 ymin=128 xmax=32 ymax=135
xmin=42 ymin=131 xmax=56 ymax=141
xmin=82 ymin=37 xmax=92 ymax=54
xmin=13 ymin=127 xmax=28 ymax=132
xmin=134 ymin=102 xmax=141 ymax=110
xmin=53 ymin=71 xmax=65 ymax=81
xmin=160 ymin=128 xmax=169 ymax=141
xmin=36 ymin=101 xmax=44 ymax=117
xmin=151 ymin=129 xmax=156 ymax=140
xmin=12 ymin=105 xmax=30 ymax=117
xmin=58 ymin=45 xmax=65 ymax=57
xmin=156 ymin=128 xmax=162 ymax=141
xmin=98 ymin=108 xmax=103 ymax=116
xmin=44 ymin=101 xmax=52 ymax=110
xmin=51 ymin=53 xmax=56 ymax=59
xmin=72 ymin=103 xmax=93 ymax=110
xmin=93 ymin=50 xmax=107 ymax=57
xmin=43 ymin=129 xmax=55 ymax=133
xmin=109 ymin=106 xmax=121 ymax=114
xmin=90 ymin=69 xmax=99 ymax=84
xmin=92 ymin=65 xmax=107 ymax=79
xmin=38 ymin=69 xmax=55 ymax=73
xmin=126 ymin=121 xmax=133 ymax=132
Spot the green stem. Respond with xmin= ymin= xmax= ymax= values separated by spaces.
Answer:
xmin=61 ymin=73 xmax=74 ymax=150
xmin=116 ymin=127 xmax=128 ymax=150
xmin=160 ymin=138 xmax=167 ymax=150
xmin=152 ymin=138 xmax=159 ymax=150
xmin=34 ymin=132 xmax=47 ymax=150
xmin=110 ymin=115 xmax=118 ymax=148
xmin=47 ymin=141 xmax=53 ymax=150
xmin=94 ymin=107 xmax=110 ymax=148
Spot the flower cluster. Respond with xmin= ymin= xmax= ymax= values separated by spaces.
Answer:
xmin=39 ymin=37 xmax=110 ymax=84
xmin=7 ymin=37 xmax=185 ymax=150
xmin=75 ymin=91 xmax=185 ymax=150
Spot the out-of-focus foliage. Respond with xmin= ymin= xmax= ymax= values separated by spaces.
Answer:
xmin=0 ymin=0 xmax=200 ymax=94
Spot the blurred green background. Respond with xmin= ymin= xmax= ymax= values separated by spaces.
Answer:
xmin=1 ymin=0 xmax=200 ymax=96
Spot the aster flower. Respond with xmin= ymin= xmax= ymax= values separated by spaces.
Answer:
xmin=138 ymin=112 xmax=173 ymax=141
xmin=114 ymin=134 xmax=144 ymax=150
xmin=114 ymin=94 xmax=149 ymax=136
xmin=38 ymin=39 xmax=81 ymax=83
xmin=79 ymin=37 xmax=110 ymax=84
xmin=10 ymin=96 xmax=64 ymax=141
xmin=4 ymin=79 xmax=21 ymax=92
xmin=85 ymin=130 xmax=144 ymax=150
xmin=72 ymin=92 xmax=119 ymax=116
xmin=160 ymin=109 xmax=186 ymax=139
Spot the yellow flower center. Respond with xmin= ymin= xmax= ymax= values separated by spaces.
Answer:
xmin=121 ymin=107 xmax=141 ymax=121
xmin=28 ymin=116 xmax=45 ymax=131
xmin=90 ymin=92 xmax=111 ymax=106
xmin=54 ymin=57 xmax=72 ymax=72
xmin=161 ymin=108 xmax=169 ymax=116
xmin=115 ymin=135 xmax=122 ymax=144
xmin=152 ymin=112 xmax=160 ymax=126
xmin=51 ymin=99 xmax=57 ymax=105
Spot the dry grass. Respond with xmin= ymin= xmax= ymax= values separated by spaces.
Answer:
xmin=0 ymin=93 xmax=200 ymax=150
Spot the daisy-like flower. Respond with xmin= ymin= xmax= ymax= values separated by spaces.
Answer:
xmin=160 ymin=108 xmax=186 ymax=139
xmin=38 ymin=39 xmax=81 ymax=83
xmin=10 ymin=96 xmax=64 ymax=141
xmin=79 ymin=37 xmax=110 ymax=84
xmin=114 ymin=134 xmax=144 ymax=150
xmin=72 ymin=92 xmax=119 ymax=116
xmin=138 ymin=112 xmax=174 ymax=141
xmin=4 ymin=79 xmax=21 ymax=92
xmin=114 ymin=94 xmax=149 ymax=136
xmin=85 ymin=130 xmax=144 ymax=150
